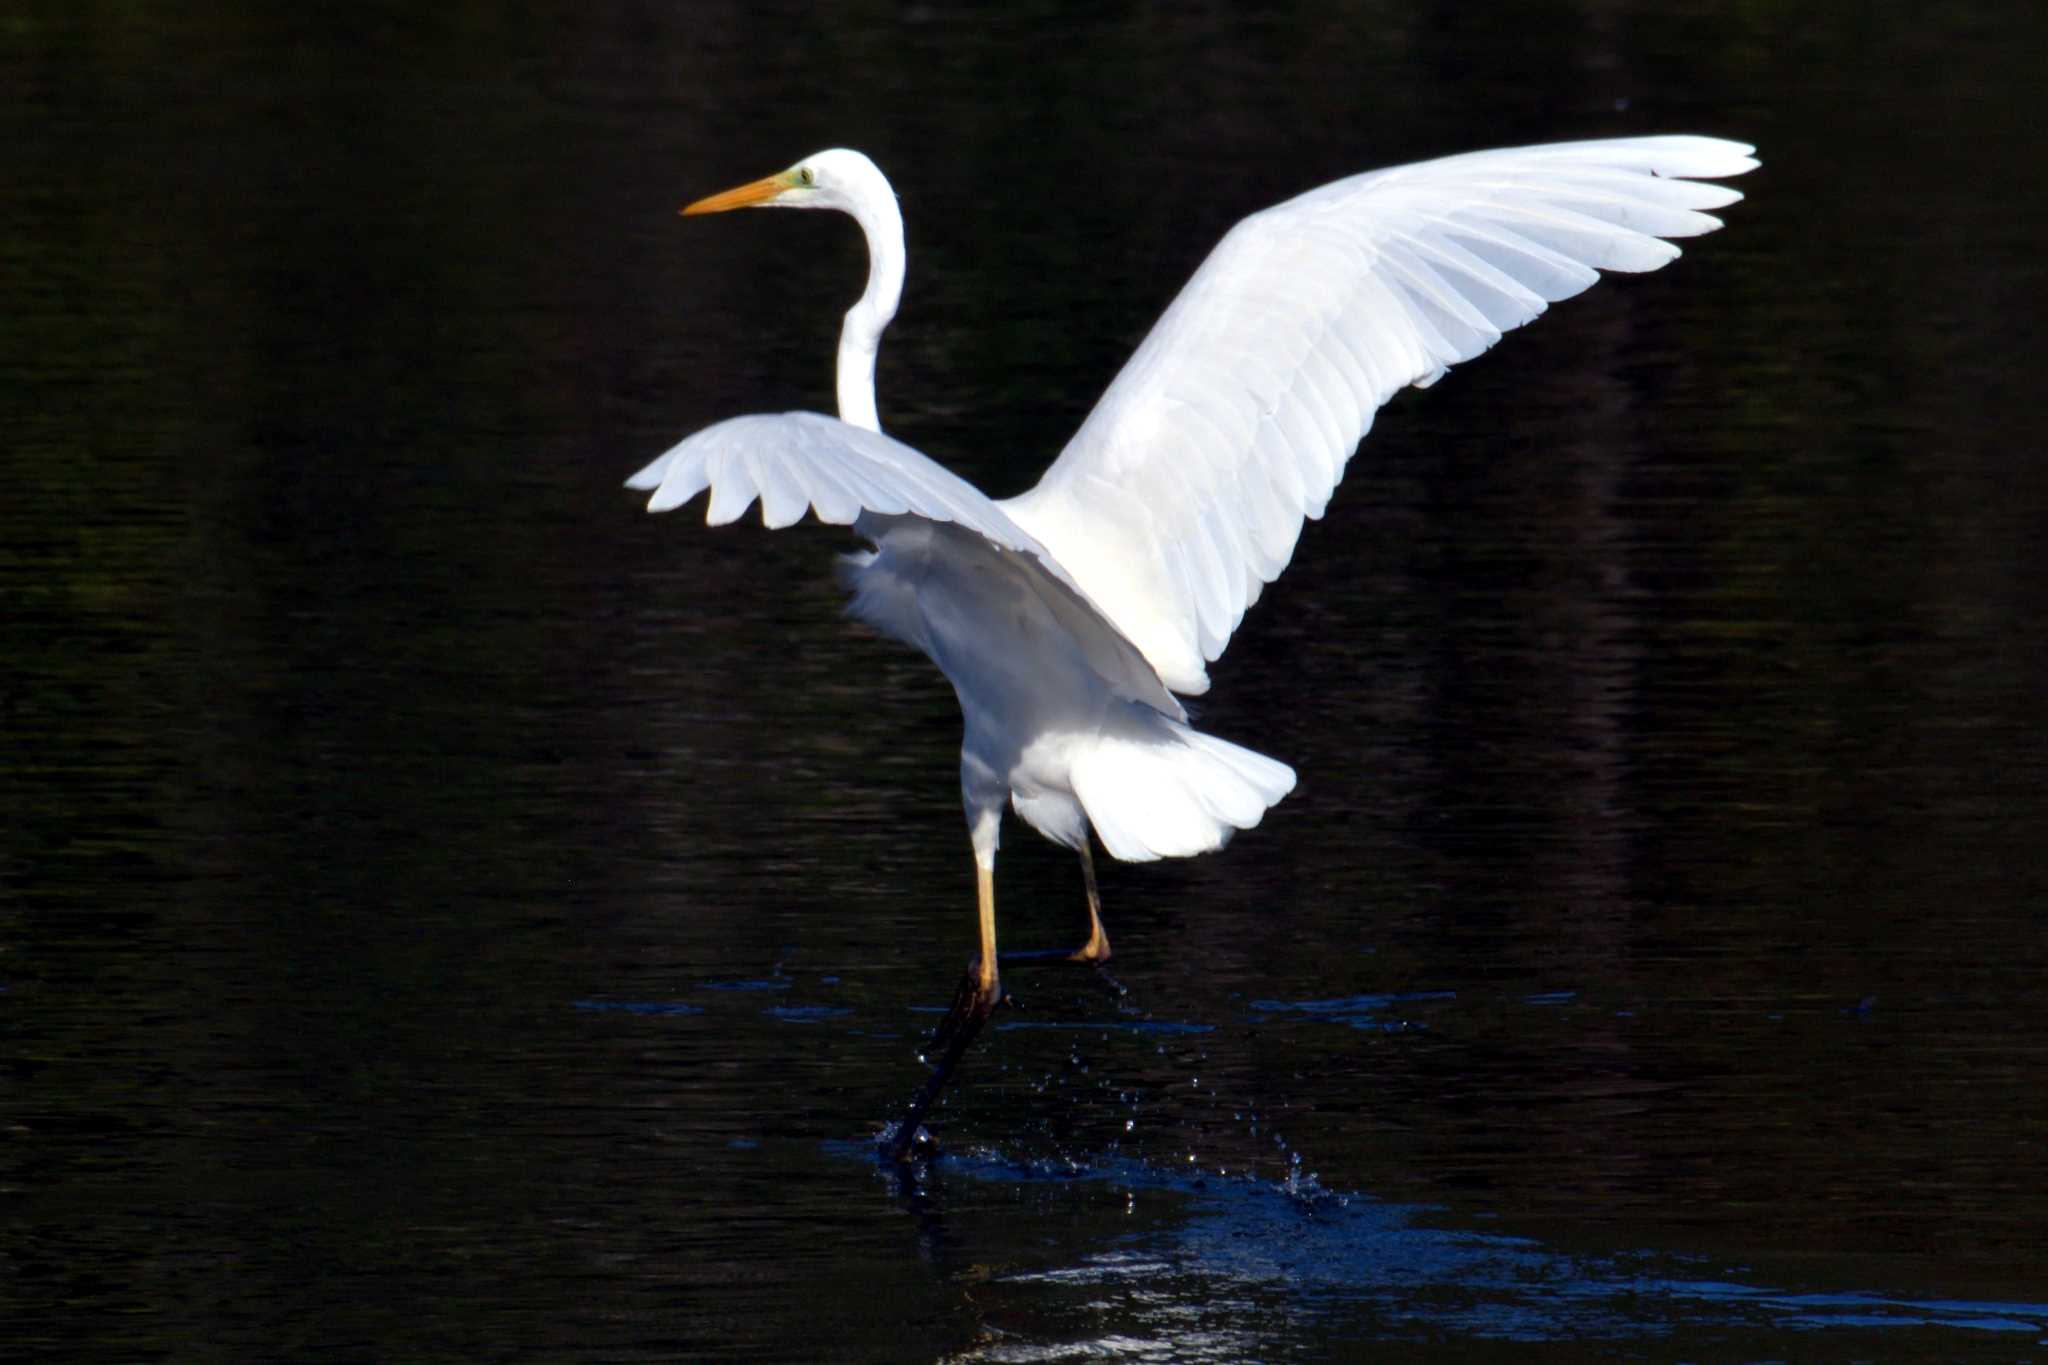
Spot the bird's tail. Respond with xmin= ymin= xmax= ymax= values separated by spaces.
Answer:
xmin=1070 ymin=709 xmax=1296 ymax=863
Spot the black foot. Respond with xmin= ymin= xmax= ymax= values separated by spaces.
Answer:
xmin=925 ymin=961 xmax=1003 ymax=1061
xmin=1089 ymin=961 xmax=1130 ymax=1001
xmin=879 ymin=960 xmax=1001 ymax=1166
xmin=875 ymin=1118 xmax=941 ymax=1164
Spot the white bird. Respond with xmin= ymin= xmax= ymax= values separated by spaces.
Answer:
xmin=627 ymin=138 xmax=1756 ymax=1141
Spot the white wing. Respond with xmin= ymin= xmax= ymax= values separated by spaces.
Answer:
xmin=997 ymin=135 xmax=1758 ymax=695
xmin=628 ymin=409 xmax=1043 ymax=543
xmin=626 ymin=410 xmax=1184 ymax=718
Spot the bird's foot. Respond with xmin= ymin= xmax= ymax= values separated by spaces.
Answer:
xmin=882 ymin=960 xmax=1003 ymax=1167
xmin=922 ymin=959 xmax=1003 ymax=1065
xmin=1067 ymin=908 xmax=1111 ymax=965
xmin=1064 ymin=928 xmax=1126 ymax=1000
xmin=876 ymin=1118 xmax=941 ymax=1165
xmin=1081 ymin=961 xmax=1130 ymax=1003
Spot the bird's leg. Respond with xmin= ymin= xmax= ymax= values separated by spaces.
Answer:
xmin=880 ymin=862 xmax=1002 ymax=1164
xmin=975 ymin=858 xmax=1000 ymax=1002
xmin=1067 ymin=840 xmax=1112 ymax=964
xmin=925 ymin=860 xmax=1001 ymax=1054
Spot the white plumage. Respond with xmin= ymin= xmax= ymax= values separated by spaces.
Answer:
xmin=1000 ymin=136 xmax=1756 ymax=692
xmin=628 ymin=137 xmax=1756 ymax=1008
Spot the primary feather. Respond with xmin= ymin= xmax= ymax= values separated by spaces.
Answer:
xmin=997 ymin=135 xmax=1758 ymax=694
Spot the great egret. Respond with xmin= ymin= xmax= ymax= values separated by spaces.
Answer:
xmin=627 ymin=137 xmax=1756 ymax=1155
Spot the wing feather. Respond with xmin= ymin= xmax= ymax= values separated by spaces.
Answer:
xmin=997 ymin=135 xmax=1756 ymax=693
xmin=630 ymin=410 xmax=1011 ymax=535
xmin=625 ymin=410 xmax=1184 ymax=719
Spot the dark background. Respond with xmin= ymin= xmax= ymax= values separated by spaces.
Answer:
xmin=7 ymin=3 xmax=2045 ymax=1359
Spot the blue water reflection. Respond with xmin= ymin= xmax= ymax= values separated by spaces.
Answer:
xmin=872 ymin=1146 xmax=2048 ymax=1355
xmin=1249 ymin=991 xmax=1459 ymax=1031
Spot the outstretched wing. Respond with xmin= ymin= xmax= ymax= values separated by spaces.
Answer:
xmin=626 ymin=410 xmax=1183 ymax=718
xmin=997 ymin=135 xmax=1758 ymax=695
xmin=628 ymin=410 xmax=1043 ymax=545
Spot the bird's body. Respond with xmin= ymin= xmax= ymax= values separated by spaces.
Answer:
xmin=628 ymin=137 xmax=1756 ymax=1154
xmin=843 ymin=509 xmax=1294 ymax=866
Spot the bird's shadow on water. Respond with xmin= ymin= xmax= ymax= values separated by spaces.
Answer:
xmin=840 ymin=1141 xmax=2048 ymax=1353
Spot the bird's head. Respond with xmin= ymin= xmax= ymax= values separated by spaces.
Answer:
xmin=681 ymin=148 xmax=890 ymax=218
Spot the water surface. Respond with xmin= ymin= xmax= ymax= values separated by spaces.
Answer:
xmin=6 ymin=3 xmax=2046 ymax=1360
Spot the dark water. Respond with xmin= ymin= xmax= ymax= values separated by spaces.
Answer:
xmin=8 ymin=3 xmax=2047 ymax=1360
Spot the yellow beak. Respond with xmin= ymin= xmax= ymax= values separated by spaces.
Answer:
xmin=681 ymin=170 xmax=797 ymax=216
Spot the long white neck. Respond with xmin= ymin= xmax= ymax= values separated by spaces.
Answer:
xmin=835 ymin=181 xmax=903 ymax=433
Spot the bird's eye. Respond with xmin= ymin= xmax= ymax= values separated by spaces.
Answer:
xmin=798 ymin=166 xmax=815 ymax=187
